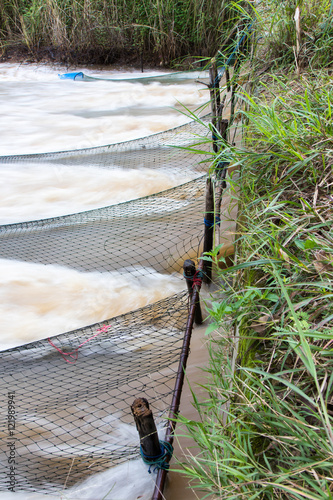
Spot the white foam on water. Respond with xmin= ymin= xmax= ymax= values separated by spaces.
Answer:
xmin=1 ymin=420 xmax=165 ymax=499
xmin=0 ymin=259 xmax=183 ymax=350
xmin=1 ymin=460 xmax=155 ymax=500
xmin=0 ymin=62 xmax=200 ymax=499
xmin=65 ymin=459 xmax=155 ymax=500
xmin=0 ymin=164 xmax=192 ymax=223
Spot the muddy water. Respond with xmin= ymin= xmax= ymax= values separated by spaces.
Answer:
xmin=0 ymin=62 xmax=234 ymax=499
xmin=0 ymin=63 xmax=209 ymax=156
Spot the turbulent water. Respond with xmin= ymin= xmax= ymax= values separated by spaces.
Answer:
xmin=0 ymin=63 xmax=208 ymax=156
xmin=0 ymin=62 xmax=210 ymax=499
xmin=0 ymin=62 xmax=208 ymax=347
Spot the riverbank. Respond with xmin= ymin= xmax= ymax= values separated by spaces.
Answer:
xmin=0 ymin=45 xmax=183 ymax=71
xmin=175 ymin=59 xmax=333 ymax=500
xmin=172 ymin=0 xmax=333 ymax=496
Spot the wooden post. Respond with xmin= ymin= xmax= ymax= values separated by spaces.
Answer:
xmin=230 ymin=82 xmax=238 ymax=127
xmin=214 ymin=118 xmax=229 ymax=251
xmin=209 ymin=58 xmax=220 ymax=154
xmin=183 ymin=259 xmax=203 ymax=325
xmin=131 ymin=398 xmax=161 ymax=459
xmin=226 ymin=67 xmax=231 ymax=92
xmin=220 ymin=118 xmax=228 ymax=146
xmin=152 ymin=258 xmax=204 ymax=500
xmin=203 ymin=177 xmax=214 ymax=284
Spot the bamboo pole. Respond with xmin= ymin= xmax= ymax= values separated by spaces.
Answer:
xmin=209 ymin=58 xmax=219 ymax=154
xmin=152 ymin=258 xmax=204 ymax=500
xmin=203 ymin=177 xmax=214 ymax=284
xmin=183 ymin=259 xmax=203 ymax=325
xmin=226 ymin=66 xmax=231 ymax=92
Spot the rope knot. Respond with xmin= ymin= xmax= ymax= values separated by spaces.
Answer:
xmin=140 ymin=440 xmax=173 ymax=473
xmin=204 ymin=217 xmax=221 ymax=228
xmin=192 ymin=270 xmax=203 ymax=288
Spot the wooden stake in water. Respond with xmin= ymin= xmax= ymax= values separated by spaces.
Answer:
xmin=226 ymin=67 xmax=231 ymax=92
xmin=203 ymin=177 xmax=214 ymax=284
xmin=209 ymin=58 xmax=220 ymax=154
xmin=183 ymin=259 xmax=203 ymax=325
xmin=131 ymin=398 xmax=161 ymax=458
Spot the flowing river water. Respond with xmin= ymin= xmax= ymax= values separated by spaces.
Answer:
xmin=0 ymin=62 xmax=231 ymax=499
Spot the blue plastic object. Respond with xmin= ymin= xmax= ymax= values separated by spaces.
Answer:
xmin=58 ymin=72 xmax=84 ymax=80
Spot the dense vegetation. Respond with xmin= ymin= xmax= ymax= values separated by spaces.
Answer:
xmin=0 ymin=0 xmax=244 ymax=66
xmin=176 ymin=1 xmax=333 ymax=499
xmin=2 ymin=0 xmax=333 ymax=498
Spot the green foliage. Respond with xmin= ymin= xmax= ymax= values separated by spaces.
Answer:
xmin=255 ymin=0 xmax=333 ymax=69
xmin=0 ymin=0 xmax=246 ymax=65
xmin=175 ymin=74 xmax=333 ymax=498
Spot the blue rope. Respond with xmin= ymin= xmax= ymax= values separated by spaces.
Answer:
xmin=140 ymin=440 xmax=174 ymax=473
xmin=204 ymin=217 xmax=221 ymax=228
xmin=216 ymin=21 xmax=254 ymax=84
xmin=183 ymin=269 xmax=204 ymax=281
xmin=212 ymin=132 xmax=219 ymax=142
xmin=183 ymin=270 xmax=195 ymax=280
xmin=217 ymin=161 xmax=229 ymax=171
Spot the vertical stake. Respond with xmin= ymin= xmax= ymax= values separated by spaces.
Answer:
xmin=183 ymin=259 xmax=203 ymax=325
xmin=131 ymin=398 xmax=161 ymax=459
xmin=230 ymin=82 xmax=238 ymax=127
xmin=226 ymin=67 xmax=231 ymax=92
xmin=140 ymin=51 xmax=144 ymax=73
xmin=203 ymin=177 xmax=214 ymax=284
xmin=209 ymin=58 xmax=220 ymax=154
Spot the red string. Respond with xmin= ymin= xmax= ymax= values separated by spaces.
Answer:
xmin=47 ymin=324 xmax=111 ymax=364
xmin=192 ymin=271 xmax=203 ymax=288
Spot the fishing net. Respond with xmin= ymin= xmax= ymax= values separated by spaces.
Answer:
xmin=0 ymin=291 xmax=189 ymax=492
xmin=0 ymin=115 xmax=212 ymax=175
xmin=0 ymin=114 xmax=217 ymax=275
xmin=0 ymin=110 xmax=220 ymax=494
xmin=0 ymin=176 xmax=207 ymax=275
xmin=58 ymin=69 xmax=210 ymax=85
xmin=0 ymin=31 xmax=247 ymax=495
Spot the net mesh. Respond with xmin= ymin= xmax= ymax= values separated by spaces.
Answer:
xmin=0 ymin=110 xmax=214 ymax=278
xmin=58 ymin=69 xmax=210 ymax=85
xmin=0 ymin=292 xmax=189 ymax=492
xmin=0 ymin=114 xmax=216 ymax=494
xmin=0 ymin=176 xmax=206 ymax=275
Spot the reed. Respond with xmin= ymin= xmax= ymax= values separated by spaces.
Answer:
xmin=166 ymin=0 xmax=333 ymax=494
xmin=174 ymin=69 xmax=333 ymax=498
xmin=0 ymin=0 xmax=245 ymax=66
xmin=254 ymin=0 xmax=333 ymax=70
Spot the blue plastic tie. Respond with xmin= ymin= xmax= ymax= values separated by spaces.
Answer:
xmin=140 ymin=440 xmax=174 ymax=473
xmin=204 ymin=217 xmax=221 ymax=228
xmin=183 ymin=270 xmax=196 ymax=280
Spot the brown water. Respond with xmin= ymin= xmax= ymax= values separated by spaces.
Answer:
xmin=0 ymin=62 xmax=235 ymax=500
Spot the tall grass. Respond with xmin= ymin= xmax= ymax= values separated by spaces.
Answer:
xmin=248 ymin=0 xmax=333 ymax=70
xmin=175 ymin=72 xmax=333 ymax=498
xmin=0 ymin=0 xmax=246 ymax=65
